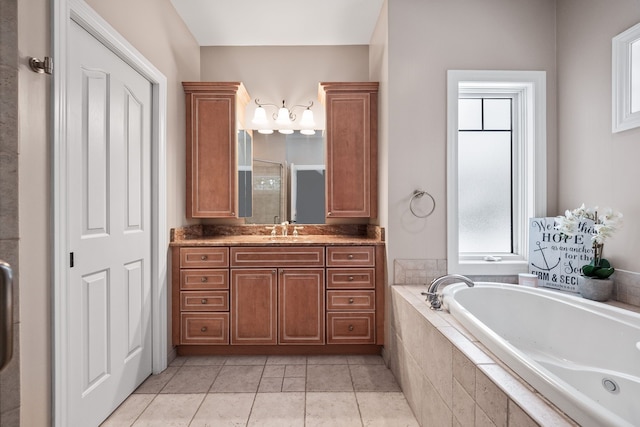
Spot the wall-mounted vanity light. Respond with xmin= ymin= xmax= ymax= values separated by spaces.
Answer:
xmin=252 ymin=99 xmax=316 ymax=135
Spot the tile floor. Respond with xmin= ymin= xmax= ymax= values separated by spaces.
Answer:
xmin=101 ymin=354 xmax=420 ymax=427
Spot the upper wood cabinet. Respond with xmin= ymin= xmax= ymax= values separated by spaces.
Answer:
xmin=183 ymin=82 xmax=250 ymax=218
xmin=319 ymin=82 xmax=379 ymax=219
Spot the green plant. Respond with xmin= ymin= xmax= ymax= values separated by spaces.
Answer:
xmin=555 ymin=204 xmax=623 ymax=279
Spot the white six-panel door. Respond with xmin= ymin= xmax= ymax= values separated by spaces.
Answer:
xmin=66 ymin=18 xmax=152 ymax=426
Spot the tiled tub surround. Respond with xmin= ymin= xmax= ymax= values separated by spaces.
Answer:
xmin=389 ymin=285 xmax=578 ymax=427
xmin=393 ymin=259 xmax=640 ymax=307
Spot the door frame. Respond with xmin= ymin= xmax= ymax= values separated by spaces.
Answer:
xmin=52 ymin=0 xmax=168 ymax=425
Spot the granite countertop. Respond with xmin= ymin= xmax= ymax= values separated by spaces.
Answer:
xmin=169 ymin=224 xmax=385 ymax=247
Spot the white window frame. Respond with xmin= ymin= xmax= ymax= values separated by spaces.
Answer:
xmin=447 ymin=70 xmax=546 ymax=275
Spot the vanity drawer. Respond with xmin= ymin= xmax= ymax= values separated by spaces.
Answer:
xmin=230 ymin=246 xmax=325 ymax=268
xmin=180 ymin=269 xmax=229 ymax=290
xmin=326 ymin=268 xmax=375 ymax=289
xmin=326 ymin=246 xmax=375 ymax=267
xmin=327 ymin=290 xmax=375 ymax=311
xmin=180 ymin=247 xmax=229 ymax=268
xmin=180 ymin=291 xmax=229 ymax=311
xmin=181 ymin=313 xmax=229 ymax=344
xmin=327 ymin=312 xmax=375 ymax=344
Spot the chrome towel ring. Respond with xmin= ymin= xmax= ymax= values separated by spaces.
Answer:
xmin=409 ymin=189 xmax=436 ymax=218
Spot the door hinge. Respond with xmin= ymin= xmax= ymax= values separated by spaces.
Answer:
xmin=70 ymin=252 xmax=74 ymax=268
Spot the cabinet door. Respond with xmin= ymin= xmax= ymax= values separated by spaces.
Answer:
xmin=183 ymin=82 xmax=250 ymax=218
xmin=278 ymin=268 xmax=325 ymax=344
xmin=321 ymin=83 xmax=378 ymax=218
xmin=230 ymin=269 xmax=277 ymax=344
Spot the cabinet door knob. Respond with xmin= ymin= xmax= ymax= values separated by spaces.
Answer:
xmin=348 ymin=325 xmax=354 ymax=331
xmin=328 ymin=211 xmax=332 ymax=216
xmin=348 ymin=276 xmax=354 ymax=281
xmin=347 ymin=254 xmax=354 ymax=259
xmin=201 ymin=276 xmax=208 ymax=282
xmin=200 ymin=326 xmax=208 ymax=332
xmin=201 ymin=299 xmax=208 ymax=304
xmin=348 ymin=298 xmax=354 ymax=304
xmin=200 ymin=255 xmax=208 ymax=261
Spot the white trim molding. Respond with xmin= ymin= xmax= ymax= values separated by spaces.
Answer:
xmin=446 ymin=70 xmax=546 ymax=276
xmin=612 ymin=22 xmax=640 ymax=133
xmin=53 ymin=1 xmax=168 ymax=425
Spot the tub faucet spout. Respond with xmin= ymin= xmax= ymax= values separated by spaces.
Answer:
xmin=422 ymin=274 xmax=475 ymax=310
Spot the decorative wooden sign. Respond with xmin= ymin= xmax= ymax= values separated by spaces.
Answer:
xmin=528 ymin=217 xmax=595 ymax=292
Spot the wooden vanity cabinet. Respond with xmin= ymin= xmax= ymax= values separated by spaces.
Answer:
xmin=172 ymin=243 xmax=384 ymax=353
xmin=319 ymin=82 xmax=379 ymax=219
xmin=326 ymin=246 xmax=377 ymax=344
xmin=173 ymin=247 xmax=230 ymax=345
xmin=183 ymin=82 xmax=250 ymax=218
xmin=230 ymin=247 xmax=325 ymax=345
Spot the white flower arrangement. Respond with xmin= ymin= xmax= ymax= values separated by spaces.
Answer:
xmin=555 ymin=204 xmax=623 ymax=279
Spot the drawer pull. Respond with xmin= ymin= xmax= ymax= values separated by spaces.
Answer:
xmin=348 ymin=298 xmax=354 ymax=304
xmin=347 ymin=254 xmax=354 ymax=259
xmin=200 ymin=326 xmax=208 ymax=332
xmin=348 ymin=276 xmax=354 ymax=281
xmin=201 ymin=277 xmax=208 ymax=282
xmin=348 ymin=325 xmax=354 ymax=331
xmin=200 ymin=255 xmax=208 ymax=261
xmin=201 ymin=299 xmax=208 ymax=304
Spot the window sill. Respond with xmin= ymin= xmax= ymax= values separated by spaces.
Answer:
xmin=450 ymin=259 xmax=529 ymax=276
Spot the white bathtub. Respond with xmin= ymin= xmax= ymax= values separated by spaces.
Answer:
xmin=441 ymin=282 xmax=640 ymax=427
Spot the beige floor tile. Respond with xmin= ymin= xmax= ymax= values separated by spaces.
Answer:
xmin=182 ymin=355 xmax=227 ymax=366
xmin=266 ymin=355 xmax=307 ymax=365
xmin=161 ymin=366 xmax=221 ymax=394
xmin=258 ymin=377 xmax=283 ymax=392
xmin=169 ymin=356 xmax=187 ymax=367
xmin=285 ymin=364 xmax=306 ymax=377
xmin=190 ymin=393 xmax=255 ymax=427
xmin=101 ymin=394 xmax=155 ymax=426
xmin=263 ymin=364 xmax=285 ymax=378
xmin=305 ymin=392 xmax=362 ymax=427
xmin=306 ymin=364 xmax=353 ymax=391
xmin=307 ymin=355 xmax=349 ymax=365
xmin=248 ymin=392 xmax=305 ymax=427
xmin=357 ymin=392 xmax=420 ymax=427
xmin=282 ymin=377 xmax=306 ymax=392
xmin=211 ymin=365 xmax=264 ymax=392
xmin=350 ymin=364 xmax=401 ymax=392
xmin=132 ymin=394 xmax=204 ymax=427
xmin=134 ymin=367 xmax=179 ymax=394
xmin=224 ymin=355 xmax=267 ymax=365
xmin=347 ymin=354 xmax=385 ymax=365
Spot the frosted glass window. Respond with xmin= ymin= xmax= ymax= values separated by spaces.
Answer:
xmin=458 ymin=96 xmax=513 ymax=254
xmin=458 ymin=99 xmax=482 ymax=130
xmin=483 ymin=99 xmax=511 ymax=130
xmin=458 ymin=132 xmax=512 ymax=253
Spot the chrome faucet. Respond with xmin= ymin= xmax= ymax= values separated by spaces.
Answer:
xmin=422 ymin=274 xmax=475 ymax=310
xmin=280 ymin=221 xmax=289 ymax=237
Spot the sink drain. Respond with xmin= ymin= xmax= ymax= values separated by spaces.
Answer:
xmin=602 ymin=378 xmax=620 ymax=394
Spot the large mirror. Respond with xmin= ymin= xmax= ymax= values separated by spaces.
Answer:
xmin=238 ymin=130 xmax=325 ymax=224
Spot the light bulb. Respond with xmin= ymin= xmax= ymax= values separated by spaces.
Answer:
xmin=252 ymin=106 xmax=268 ymax=126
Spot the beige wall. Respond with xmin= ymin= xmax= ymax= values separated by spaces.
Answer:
xmin=17 ymin=0 xmax=199 ymax=425
xmin=200 ymin=45 xmax=370 ymax=131
xmin=557 ymin=0 xmax=640 ymax=273
xmin=384 ymin=0 xmax=558 ymax=277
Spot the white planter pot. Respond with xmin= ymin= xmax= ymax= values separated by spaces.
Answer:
xmin=577 ymin=276 xmax=614 ymax=301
